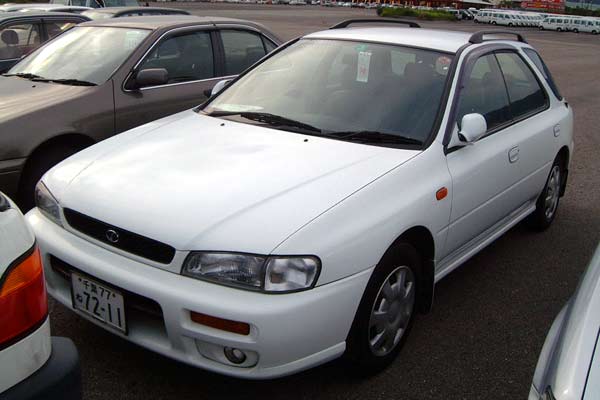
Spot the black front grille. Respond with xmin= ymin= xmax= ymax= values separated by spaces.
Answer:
xmin=64 ymin=208 xmax=175 ymax=264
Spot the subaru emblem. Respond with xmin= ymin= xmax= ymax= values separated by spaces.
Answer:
xmin=106 ymin=229 xmax=119 ymax=243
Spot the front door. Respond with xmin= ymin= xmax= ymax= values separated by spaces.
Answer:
xmin=444 ymin=53 xmax=524 ymax=254
xmin=114 ymin=28 xmax=223 ymax=134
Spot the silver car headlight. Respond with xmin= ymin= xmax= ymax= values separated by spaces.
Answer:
xmin=182 ymin=252 xmax=320 ymax=293
xmin=34 ymin=181 xmax=62 ymax=226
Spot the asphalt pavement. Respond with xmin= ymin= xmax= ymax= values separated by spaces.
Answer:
xmin=47 ymin=5 xmax=600 ymax=399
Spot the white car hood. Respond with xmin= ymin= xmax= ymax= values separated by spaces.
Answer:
xmin=47 ymin=110 xmax=419 ymax=253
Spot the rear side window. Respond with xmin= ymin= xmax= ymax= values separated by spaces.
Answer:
xmin=523 ymin=48 xmax=562 ymax=100
xmin=496 ymin=52 xmax=547 ymax=120
xmin=221 ymin=30 xmax=267 ymax=76
xmin=457 ymin=54 xmax=511 ymax=132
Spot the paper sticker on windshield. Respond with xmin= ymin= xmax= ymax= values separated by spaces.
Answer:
xmin=124 ymin=31 xmax=146 ymax=51
xmin=356 ymin=51 xmax=371 ymax=83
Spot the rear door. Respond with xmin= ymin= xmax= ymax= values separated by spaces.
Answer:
xmin=0 ymin=19 xmax=42 ymax=73
xmin=216 ymin=28 xmax=278 ymax=77
xmin=114 ymin=26 xmax=222 ymax=133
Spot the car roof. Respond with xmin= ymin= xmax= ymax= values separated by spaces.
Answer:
xmin=79 ymin=15 xmax=280 ymax=38
xmin=0 ymin=10 xmax=89 ymax=22
xmin=86 ymin=6 xmax=190 ymax=15
xmin=304 ymin=27 xmax=473 ymax=53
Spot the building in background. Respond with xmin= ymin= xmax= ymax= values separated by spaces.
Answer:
xmin=521 ymin=0 xmax=565 ymax=12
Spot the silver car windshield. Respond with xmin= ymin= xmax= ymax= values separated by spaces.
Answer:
xmin=204 ymin=39 xmax=454 ymax=146
xmin=8 ymin=26 xmax=149 ymax=85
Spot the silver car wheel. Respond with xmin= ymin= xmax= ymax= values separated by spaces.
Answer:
xmin=368 ymin=266 xmax=415 ymax=357
xmin=544 ymin=165 xmax=561 ymax=220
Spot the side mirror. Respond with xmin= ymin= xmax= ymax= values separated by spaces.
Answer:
xmin=458 ymin=113 xmax=487 ymax=144
xmin=134 ymin=68 xmax=168 ymax=89
xmin=210 ymin=79 xmax=231 ymax=97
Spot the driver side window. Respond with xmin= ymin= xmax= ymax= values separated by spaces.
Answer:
xmin=139 ymin=30 xmax=215 ymax=85
xmin=456 ymin=54 xmax=511 ymax=133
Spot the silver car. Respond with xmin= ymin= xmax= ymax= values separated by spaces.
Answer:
xmin=530 ymin=244 xmax=600 ymax=399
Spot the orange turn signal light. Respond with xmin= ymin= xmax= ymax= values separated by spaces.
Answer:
xmin=190 ymin=311 xmax=250 ymax=336
xmin=436 ymin=187 xmax=448 ymax=201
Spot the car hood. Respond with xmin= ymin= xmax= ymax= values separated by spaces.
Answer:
xmin=0 ymin=76 xmax=91 ymax=123
xmin=46 ymin=110 xmax=419 ymax=254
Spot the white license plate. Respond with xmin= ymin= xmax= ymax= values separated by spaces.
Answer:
xmin=71 ymin=272 xmax=127 ymax=334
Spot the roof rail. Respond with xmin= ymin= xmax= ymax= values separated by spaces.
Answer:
xmin=329 ymin=18 xmax=421 ymax=30
xmin=469 ymin=30 xmax=527 ymax=44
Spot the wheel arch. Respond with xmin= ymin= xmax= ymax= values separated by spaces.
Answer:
xmin=18 ymin=133 xmax=96 ymax=192
xmin=388 ymin=226 xmax=435 ymax=314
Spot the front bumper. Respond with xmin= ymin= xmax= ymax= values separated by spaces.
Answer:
xmin=0 ymin=337 xmax=81 ymax=400
xmin=27 ymin=209 xmax=372 ymax=379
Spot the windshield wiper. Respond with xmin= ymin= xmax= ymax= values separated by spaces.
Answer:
xmin=208 ymin=111 xmax=323 ymax=135
xmin=327 ymin=131 xmax=423 ymax=146
xmin=1 ymin=73 xmax=96 ymax=86
xmin=2 ymin=72 xmax=46 ymax=80
xmin=41 ymin=78 xmax=97 ymax=86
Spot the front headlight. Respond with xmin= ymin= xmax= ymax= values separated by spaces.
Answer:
xmin=34 ymin=181 xmax=62 ymax=226
xmin=182 ymin=252 xmax=320 ymax=293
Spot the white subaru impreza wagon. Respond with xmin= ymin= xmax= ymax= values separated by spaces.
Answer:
xmin=27 ymin=20 xmax=573 ymax=379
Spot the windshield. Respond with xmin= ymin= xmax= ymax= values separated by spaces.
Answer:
xmin=203 ymin=39 xmax=453 ymax=147
xmin=8 ymin=26 xmax=149 ymax=85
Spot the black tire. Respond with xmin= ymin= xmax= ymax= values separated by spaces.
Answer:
xmin=557 ymin=27 xmax=562 ymax=32
xmin=573 ymin=29 xmax=579 ymax=33
xmin=345 ymin=242 xmax=421 ymax=375
xmin=491 ymin=21 xmax=497 ymax=25
xmin=18 ymin=144 xmax=83 ymax=211
xmin=527 ymin=156 xmax=565 ymax=231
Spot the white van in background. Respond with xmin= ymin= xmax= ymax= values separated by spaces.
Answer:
xmin=579 ymin=18 xmax=600 ymax=34
xmin=540 ymin=16 xmax=570 ymax=31
xmin=490 ymin=12 xmax=520 ymax=26
xmin=474 ymin=9 xmax=494 ymax=23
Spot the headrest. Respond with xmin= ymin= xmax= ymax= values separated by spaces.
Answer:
xmin=1 ymin=30 xmax=18 ymax=46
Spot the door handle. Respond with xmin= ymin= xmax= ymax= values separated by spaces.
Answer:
xmin=553 ymin=124 xmax=561 ymax=137
xmin=508 ymin=146 xmax=519 ymax=163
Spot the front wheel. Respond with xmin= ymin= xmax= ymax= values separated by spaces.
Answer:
xmin=527 ymin=157 xmax=564 ymax=231
xmin=345 ymin=243 xmax=420 ymax=375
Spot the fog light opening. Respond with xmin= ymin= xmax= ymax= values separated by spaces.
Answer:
xmin=224 ymin=347 xmax=247 ymax=365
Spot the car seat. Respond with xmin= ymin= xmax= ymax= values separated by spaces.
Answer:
xmin=0 ymin=30 xmax=21 ymax=60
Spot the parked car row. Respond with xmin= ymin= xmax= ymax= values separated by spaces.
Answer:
xmin=476 ymin=8 xmax=600 ymax=34
xmin=540 ymin=14 xmax=600 ymax=34
xmin=0 ymin=11 xmax=592 ymax=399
